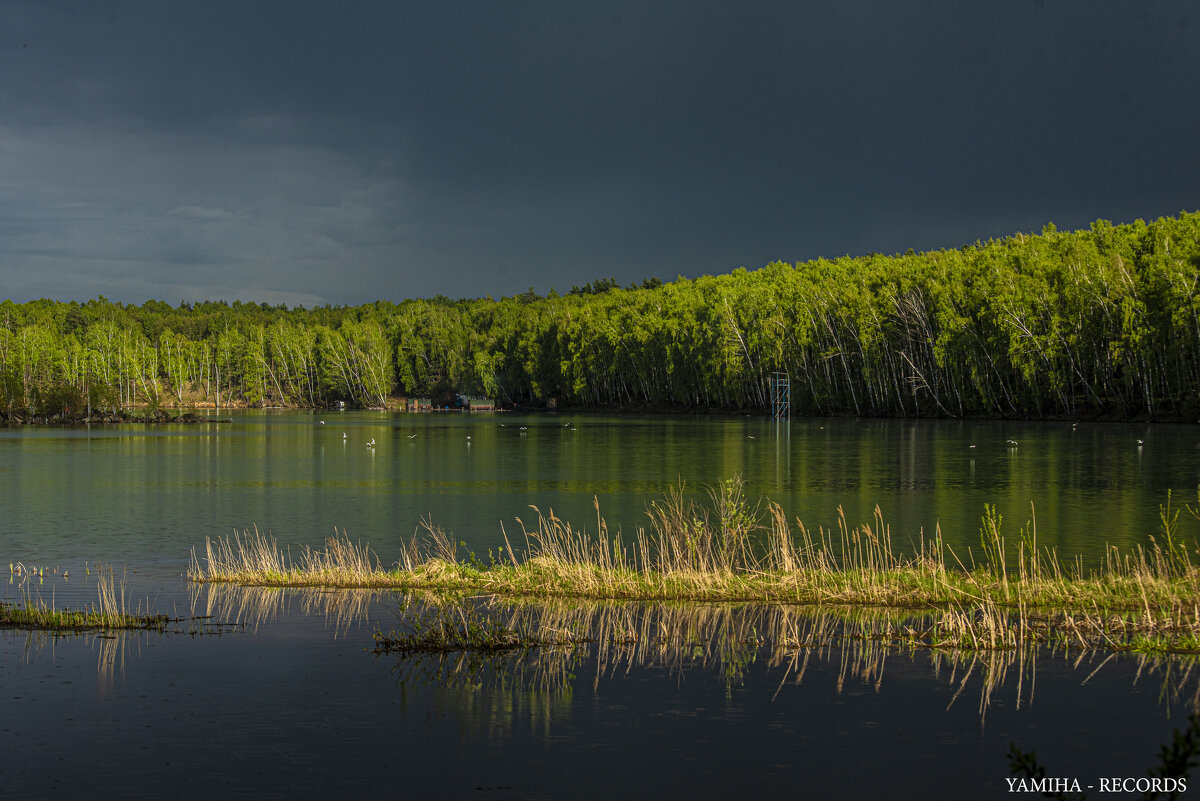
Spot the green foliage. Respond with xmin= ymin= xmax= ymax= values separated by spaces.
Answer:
xmin=1 ymin=211 xmax=1199 ymax=415
xmin=569 ymin=276 xmax=619 ymax=295
xmin=87 ymin=381 xmax=120 ymax=412
xmin=35 ymin=382 xmax=85 ymax=419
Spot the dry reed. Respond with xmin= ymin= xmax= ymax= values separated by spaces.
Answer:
xmin=0 ymin=568 xmax=168 ymax=632
xmin=188 ymin=479 xmax=1200 ymax=649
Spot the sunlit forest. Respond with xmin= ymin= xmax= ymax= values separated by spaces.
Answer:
xmin=3 ymin=212 xmax=1198 ymax=420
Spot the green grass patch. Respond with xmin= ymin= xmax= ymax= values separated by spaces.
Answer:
xmin=1 ymin=571 xmax=169 ymax=633
xmin=0 ymin=601 xmax=169 ymax=632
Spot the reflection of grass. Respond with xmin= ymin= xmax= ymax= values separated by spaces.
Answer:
xmin=1 ymin=571 xmax=169 ymax=633
xmin=191 ymin=582 xmax=385 ymax=635
xmin=373 ymin=597 xmax=598 ymax=653
xmin=184 ymin=580 xmax=1200 ymax=718
xmin=190 ymin=481 xmax=1200 ymax=653
xmin=367 ymin=596 xmax=1200 ymax=720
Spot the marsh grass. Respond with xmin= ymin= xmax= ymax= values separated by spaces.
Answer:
xmin=189 ymin=479 xmax=1200 ymax=652
xmin=0 ymin=569 xmax=169 ymax=633
xmin=192 ymin=524 xmax=387 ymax=587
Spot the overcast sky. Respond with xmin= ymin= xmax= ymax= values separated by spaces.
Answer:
xmin=0 ymin=1 xmax=1196 ymax=307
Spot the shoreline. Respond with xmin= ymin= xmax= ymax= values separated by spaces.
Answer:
xmin=5 ymin=400 xmax=1195 ymax=426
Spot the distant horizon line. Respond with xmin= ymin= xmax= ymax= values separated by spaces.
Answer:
xmin=4 ymin=208 xmax=1195 ymax=309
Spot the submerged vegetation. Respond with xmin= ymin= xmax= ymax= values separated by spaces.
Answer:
xmin=3 ymin=211 xmax=1200 ymax=419
xmin=190 ymin=480 xmax=1200 ymax=655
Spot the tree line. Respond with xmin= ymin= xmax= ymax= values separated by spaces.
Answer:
xmin=2 ymin=211 xmax=1198 ymax=420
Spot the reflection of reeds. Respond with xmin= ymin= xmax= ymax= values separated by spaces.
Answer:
xmin=10 ymin=629 xmax=141 ymax=695
xmin=94 ymin=631 xmax=130 ymax=693
xmin=367 ymin=596 xmax=1200 ymax=722
xmin=190 ymin=481 xmax=1200 ymax=655
xmin=190 ymin=582 xmax=387 ymax=636
xmin=1135 ymin=652 xmax=1200 ymax=712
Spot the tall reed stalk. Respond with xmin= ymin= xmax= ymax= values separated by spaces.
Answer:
xmin=0 ymin=568 xmax=167 ymax=632
xmin=188 ymin=479 xmax=1200 ymax=626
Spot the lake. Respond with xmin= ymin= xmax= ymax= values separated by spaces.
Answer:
xmin=2 ymin=411 xmax=1199 ymax=798
xmin=3 ymin=411 xmax=1197 ymax=570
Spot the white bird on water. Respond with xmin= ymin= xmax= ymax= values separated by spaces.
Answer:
xmin=320 ymin=420 xmax=325 ymax=424
xmin=1006 ymin=439 xmax=1019 ymax=446
xmin=407 ymin=434 xmax=417 ymax=439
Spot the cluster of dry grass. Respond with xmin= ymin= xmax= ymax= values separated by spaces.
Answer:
xmin=188 ymin=480 xmax=1200 ymax=652
xmin=0 ymin=569 xmax=169 ymax=633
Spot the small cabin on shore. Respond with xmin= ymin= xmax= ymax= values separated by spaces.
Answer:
xmin=453 ymin=393 xmax=495 ymax=412
xmin=409 ymin=398 xmax=432 ymax=412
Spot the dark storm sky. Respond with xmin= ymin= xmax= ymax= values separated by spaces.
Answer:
xmin=0 ymin=1 xmax=1196 ymax=307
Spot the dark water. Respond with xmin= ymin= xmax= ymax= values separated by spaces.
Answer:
xmin=2 ymin=411 xmax=1199 ymax=799
xmin=1 ymin=598 xmax=1195 ymax=800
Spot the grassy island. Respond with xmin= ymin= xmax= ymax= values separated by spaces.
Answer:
xmin=190 ymin=481 xmax=1200 ymax=654
xmin=1 ymin=572 xmax=169 ymax=633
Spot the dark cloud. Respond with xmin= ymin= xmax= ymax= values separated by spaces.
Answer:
xmin=0 ymin=1 xmax=1196 ymax=305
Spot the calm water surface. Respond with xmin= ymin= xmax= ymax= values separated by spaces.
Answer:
xmin=1 ymin=599 xmax=1195 ymax=800
xmin=2 ymin=411 xmax=1199 ymax=799
xmin=3 ymin=411 xmax=1198 ymax=576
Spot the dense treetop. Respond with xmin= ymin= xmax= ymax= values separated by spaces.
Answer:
xmin=3 ymin=211 xmax=1198 ymax=420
